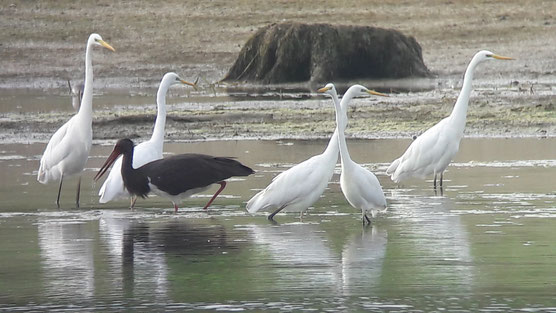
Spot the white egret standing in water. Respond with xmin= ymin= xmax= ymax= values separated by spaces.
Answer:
xmin=333 ymin=85 xmax=388 ymax=225
xmin=37 ymin=33 xmax=115 ymax=208
xmin=246 ymin=84 xmax=341 ymax=221
xmin=386 ymin=50 xmax=513 ymax=190
xmin=97 ymin=72 xmax=196 ymax=207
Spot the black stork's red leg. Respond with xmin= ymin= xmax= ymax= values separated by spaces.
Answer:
xmin=202 ymin=181 xmax=227 ymax=210
xmin=173 ymin=202 xmax=179 ymax=213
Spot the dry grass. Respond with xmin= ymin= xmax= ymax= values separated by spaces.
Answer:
xmin=1 ymin=0 xmax=554 ymax=88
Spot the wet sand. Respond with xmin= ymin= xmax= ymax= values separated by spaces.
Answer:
xmin=0 ymin=0 xmax=554 ymax=142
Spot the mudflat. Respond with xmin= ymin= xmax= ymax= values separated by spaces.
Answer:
xmin=1 ymin=0 xmax=554 ymax=141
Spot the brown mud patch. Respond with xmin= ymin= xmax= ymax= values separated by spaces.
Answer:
xmin=0 ymin=0 xmax=554 ymax=141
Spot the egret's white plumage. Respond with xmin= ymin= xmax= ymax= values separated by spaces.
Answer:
xmin=386 ymin=50 xmax=513 ymax=188
xmin=98 ymin=72 xmax=195 ymax=205
xmin=334 ymin=85 xmax=387 ymax=225
xmin=246 ymin=84 xmax=341 ymax=220
xmin=37 ymin=33 xmax=114 ymax=208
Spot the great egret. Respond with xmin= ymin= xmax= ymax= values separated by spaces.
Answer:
xmin=246 ymin=84 xmax=341 ymax=221
xmin=97 ymin=72 xmax=196 ymax=208
xmin=333 ymin=84 xmax=388 ymax=225
xmin=386 ymin=50 xmax=513 ymax=189
xmin=94 ymin=139 xmax=254 ymax=212
xmin=37 ymin=33 xmax=115 ymax=208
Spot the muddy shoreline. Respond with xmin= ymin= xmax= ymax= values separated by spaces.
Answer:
xmin=1 ymin=0 xmax=554 ymax=142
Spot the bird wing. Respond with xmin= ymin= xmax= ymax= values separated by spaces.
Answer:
xmin=385 ymin=157 xmax=400 ymax=176
xmin=132 ymin=140 xmax=164 ymax=167
xmin=342 ymin=163 xmax=386 ymax=210
xmin=144 ymin=153 xmax=253 ymax=196
xmin=358 ymin=166 xmax=387 ymax=208
xmin=390 ymin=118 xmax=449 ymax=181
xmin=37 ymin=118 xmax=73 ymax=182
xmin=98 ymin=155 xmax=126 ymax=202
xmin=246 ymin=155 xmax=333 ymax=213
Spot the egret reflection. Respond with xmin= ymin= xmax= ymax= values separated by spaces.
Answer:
xmin=99 ymin=212 xmax=170 ymax=301
xmin=341 ymin=226 xmax=388 ymax=295
xmin=388 ymin=191 xmax=473 ymax=292
xmin=38 ymin=220 xmax=96 ymax=301
xmin=248 ymin=222 xmax=389 ymax=295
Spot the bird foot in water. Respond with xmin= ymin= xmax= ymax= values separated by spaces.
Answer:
xmin=362 ymin=214 xmax=372 ymax=226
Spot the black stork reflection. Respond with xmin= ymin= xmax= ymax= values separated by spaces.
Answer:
xmin=95 ymin=138 xmax=254 ymax=212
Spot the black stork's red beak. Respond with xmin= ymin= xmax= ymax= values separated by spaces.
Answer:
xmin=94 ymin=145 xmax=123 ymax=182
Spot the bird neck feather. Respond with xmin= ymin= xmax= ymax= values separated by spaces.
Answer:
xmin=322 ymin=92 xmax=341 ymax=157
xmin=336 ymin=93 xmax=352 ymax=163
xmin=78 ymin=39 xmax=95 ymax=119
xmin=450 ymin=55 xmax=480 ymax=131
xmin=151 ymin=81 xmax=170 ymax=143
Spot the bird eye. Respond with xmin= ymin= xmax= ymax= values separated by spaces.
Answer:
xmin=486 ymin=54 xmax=493 ymax=58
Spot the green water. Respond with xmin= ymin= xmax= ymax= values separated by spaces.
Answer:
xmin=1 ymin=138 xmax=555 ymax=311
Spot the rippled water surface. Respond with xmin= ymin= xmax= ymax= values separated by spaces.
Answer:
xmin=1 ymin=138 xmax=556 ymax=311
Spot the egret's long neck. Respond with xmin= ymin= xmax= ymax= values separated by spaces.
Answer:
xmin=78 ymin=40 xmax=94 ymax=120
xmin=150 ymin=80 xmax=170 ymax=145
xmin=322 ymin=92 xmax=341 ymax=157
xmin=337 ymin=90 xmax=357 ymax=164
xmin=450 ymin=56 xmax=480 ymax=131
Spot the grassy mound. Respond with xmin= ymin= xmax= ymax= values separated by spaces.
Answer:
xmin=223 ymin=23 xmax=431 ymax=84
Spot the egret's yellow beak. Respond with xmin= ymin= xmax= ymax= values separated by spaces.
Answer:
xmin=366 ymin=89 xmax=389 ymax=97
xmin=180 ymin=79 xmax=197 ymax=88
xmin=99 ymin=39 xmax=115 ymax=52
xmin=491 ymin=54 xmax=513 ymax=60
xmin=317 ymin=86 xmax=331 ymax=93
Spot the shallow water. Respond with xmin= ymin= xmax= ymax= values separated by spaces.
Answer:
xmin=1 ymin=137 xmax=556 ymax=311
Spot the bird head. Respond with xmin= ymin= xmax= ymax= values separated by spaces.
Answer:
xmin=94 ymin=139 xmax=134 ymax=182
xmin=317 ymin=83 xmax=337 ymax=96
xmin=161 ymin=72 xmax=197 ymax=89
xmin=346 ymin=84 xmax=388 ymax=98
xmin=476 ymin=50 xmax=514 ymax=62
xmin=89 ymin=33 xmax=115 ymax=52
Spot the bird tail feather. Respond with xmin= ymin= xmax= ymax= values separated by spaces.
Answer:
xmin=246 ymin=190 xmax=271 ymax=213
xmin=386 ymin=158 xmax=400 ymax=176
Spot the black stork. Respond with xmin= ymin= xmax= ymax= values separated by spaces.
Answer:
xmin=94 ymin=138 xmax=254 ymax=212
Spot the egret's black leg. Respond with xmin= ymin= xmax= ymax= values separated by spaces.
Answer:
xmin=75 ymin=176 xmax=81 ymax=208
xmin=364 ymin=214 xmax=372 ymax=226
xmin=433 ymin=174 xmax=437 ymax=190
xmin=268 ymin=205 xmax=286 ymax=221
xmin=440 ymin=173 xmax=444 ymax=196
xmin=56 ymin=175 xmax=64 ymax=208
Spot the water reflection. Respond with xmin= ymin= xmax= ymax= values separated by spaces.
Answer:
xmin=341 ymin=226 xmax=388 ymax=295
xmin=98 ymin=212 xmax=169 ymax=302
xmin=248 ymin=222 xmax=389 ymax=296
xmin=38 ymin=220 xmax=96 ymax=301
xmin=248 ymin=223 xmax=342 ymax=294
xmin=37 ymin=212 xmax=243 ymax=305
xmin=388 ymin=190 xmax=473 ymax=293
